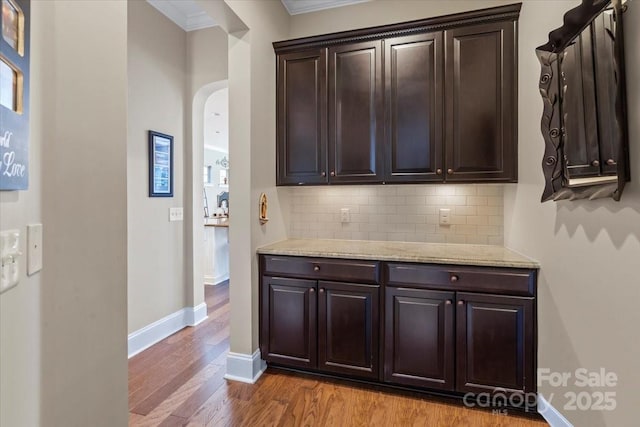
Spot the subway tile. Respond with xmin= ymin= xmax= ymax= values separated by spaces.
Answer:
xmin=488 ymin=236 xmax=504 ymax=245
xmin=449 ymin=215 xmax=467 ymax=225
xmin=426 ymin=195 xmax=447 ymax=205
xmin=387 ymin=232 xmax=407 ymax=241
xmin=466 ymin=216 xmax=488 ymax=225
xmin=415 ymin=223 xmax=437 ymax=233
xmin=455 ymin=185 xmax=477 ymax=196
xmin=455 ymin=224 xmax=478 ymax=235
xmin=455 ymin=206 xmax=477 ymax=216
xmin=466 ymin=235 xmax=489 ymax=244
xmin=368 ymin=231 xmax=389 ymax=241
xmin=397 ymin=186 xmax=418 ymax=196
xmin=487 ymin=196 xmax=504 ymax=206
xmin=477 ymin=206 xmax=501 ymax=216
xmin=488 ymin=216 xmax=503 ymax=226
xmin=466 ymin=196 xmax=488 ymax=206
xmin=405 ymin=195 xmax=427 ymax=205
xmin=435 ymin=186 xmax=457 ymax=196
xmin=415 ymin=186 xmax=437 ymax=196
xmin=477 ymin=225 xmax=502 ymax=236
xmin=424 ymin=234 xmax=447 ymax=243
xmin=446 ymin=234 xmax=467 ymax=244
xmin=477 ymin=185 xmax=503 ymax=196
xmin=445 ymin=195 xmax=467 ymax=206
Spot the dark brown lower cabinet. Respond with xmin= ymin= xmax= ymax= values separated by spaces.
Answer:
xmin=318 ymin=281 xmax=380 ymax=379
xmin=384 ymin=288 xmax=455 ymax=390
xmin=260 ymin=276 xmax=317 ymax=369
xmin=259 ymin=255 xmax=537 ymax=409
xmin=456 ymin=292 xmax=535 ymax=395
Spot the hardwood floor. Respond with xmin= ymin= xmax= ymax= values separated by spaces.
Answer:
xmin=129 ymin=282 xmax=547 ymax=426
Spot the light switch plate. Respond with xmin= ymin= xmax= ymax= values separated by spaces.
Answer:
xmin=27 ymin=224 xmax=43 ymax=276
xmin=169 ymin=207 xmax=184 ymax=222
xmin=439 ymin=208 xmax=451 ymax=226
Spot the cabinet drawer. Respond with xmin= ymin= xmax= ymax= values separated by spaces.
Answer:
xmin=262 ymin=255 xmax=380 ymax=284
xmin=386 ymin=263 xmax=535 ymax=296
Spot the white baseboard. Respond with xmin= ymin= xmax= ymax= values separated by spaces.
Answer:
xmin=538 ymin=394 xmax=574 ymax=427
xmin=204 ymin=273 xmax=229 ymax=286
xmin=224 ymin=350 xmax=267 ymax=384
xmin=127 ymin=303 xmax=208 ymax=358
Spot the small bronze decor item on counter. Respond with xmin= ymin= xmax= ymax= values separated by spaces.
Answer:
xmin=259 ymin=193 xmax=268 ymax=224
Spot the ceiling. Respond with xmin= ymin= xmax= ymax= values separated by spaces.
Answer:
xmin=147 ymin=0 xmax=370 ymax=31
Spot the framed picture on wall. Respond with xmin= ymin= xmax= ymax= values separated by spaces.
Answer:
xmin=148 ymin=130 xmax=173 ymax=197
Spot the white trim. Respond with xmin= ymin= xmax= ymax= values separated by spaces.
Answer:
xmin=204 ymin=273 xmax=229 ymax=286
xmin=128 ymin=304 xmax=208 ymax=358
xmin=146 ymin=0 xmax=217 ymax=32
xmin=224 ymin=350 xmax=267 ymax=384
xmin=538 ymin=394 xmax=574 ymax=427
xmin=281 ymin=0 xmax=370 ymax=15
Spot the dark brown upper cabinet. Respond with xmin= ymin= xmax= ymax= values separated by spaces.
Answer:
xmin=273 ymin=3 xmax=521 ymax=186
xmin=444 ymin=21 xmax=517 ymax=182
xmin=384 ymin=33 xmax=444 ymax=182
xmin=276 ymin=49 xmax=328 ymax=185
xmin=328 ymin=41 xmax=384 ymax=183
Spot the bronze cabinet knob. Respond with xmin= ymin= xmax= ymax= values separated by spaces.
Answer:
xmin=309 ymin=288 xmax=315 ymax=293
xmin=447 ymin=168 xmax=454 ymax=175
xmin=458 ymin=300 xmax=464 ymax=306
xmin=445 ymin=300 xmax=452 ymax=305
xmin=319 ymin=288 xmax=325 ymax=293
xmin=606 ymin=159 xmax=616 ymax=166
xmin=450 ymin=275 xmax=459 ymax=283
xmin=313 ymin=265 xmax=320 ymax=271
xmin=321 ymin=171 xmax=326 ymax=177
xmin=436 ymin=169 xmax=443 ymax=175
xmin=330 ymin=171 xmax=335 ymax=177
xmin=592 ymin=160 xmax=600 ymax=167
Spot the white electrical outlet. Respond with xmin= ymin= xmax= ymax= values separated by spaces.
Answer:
xmin=169 ymin=207 xmax=184 ymax=222
xmin=1 ymin=229 xmax=21 ymax=294
xmin=439 ymin=208 xmax=451 ymax=225
xmin=340 ymin=208 xmax=351 ymax=223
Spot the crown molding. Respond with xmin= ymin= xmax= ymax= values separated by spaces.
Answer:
xmin=146 ymin=0 xmax=217 ymax=32
xmin=281 ymin=0 xmax=370 ymax=15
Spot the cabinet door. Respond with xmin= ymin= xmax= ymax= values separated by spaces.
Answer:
xmin=445 ymin=21 xmax=517 ymax=182
xmin=456 ymin=292 xmax=534 ymax=396
xmin=318 ymin=281 xmax=380 ymax=379
xmin=385 ymin=33 xmax=444 ymax=182
xmin=384 ymin=288 xmax=454 ymax=390
xmin=276 ymin=49 xmax=328 ymax=185
xmin=328 ymin=41 xmax=384 ymax=183
xmin=260 ymin=276 xmax=317 ymax=369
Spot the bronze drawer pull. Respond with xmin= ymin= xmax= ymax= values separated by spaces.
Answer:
xmin=450 ymin=275 xmax=459 ymax=283
xmin=445 ymin=300 xmax=452 ymax=305
xmin=309 ymin=288 xmax=315 ymax=293
xmin=313 ymin=265 xmax=320 ymax=272
xmin=458 ymin=300 xmax=464 ymax=306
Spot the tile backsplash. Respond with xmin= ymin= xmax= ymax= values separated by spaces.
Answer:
xmin=287 ymin=185 xmax=504 ymax=245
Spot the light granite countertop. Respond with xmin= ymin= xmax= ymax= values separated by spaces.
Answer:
xmin=257 ymin=239 xmax=539 ymax=269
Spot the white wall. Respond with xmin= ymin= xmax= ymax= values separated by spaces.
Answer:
xmin=1 ymin=1 xmax=129 ymax=425
xmin=287 ymin=184 xmax=504 ymax=244
xmin=127 ymin=0 xmax=188 ymax=333
xmin=222 ymin=0 xmax=292 ymax=355
xmin=504 ymin=1 xmax=640 ymax=426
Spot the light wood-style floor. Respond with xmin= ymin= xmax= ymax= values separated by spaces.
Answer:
xmin=128 ymin=282 xmax=547 ymax=427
